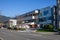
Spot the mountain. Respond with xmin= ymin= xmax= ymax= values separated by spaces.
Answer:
xmin=0 ymin=15 xmax=10 ymax=22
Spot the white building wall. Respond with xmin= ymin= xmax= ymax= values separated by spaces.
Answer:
xmin=9 ymin=19 xmax=17 ymax=27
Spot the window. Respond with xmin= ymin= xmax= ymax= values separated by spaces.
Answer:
xmin=39 ymin=19 xmax=44 ymax=22
xmin=40 ymin=11 xmax=42 ymax=16
xmin=48 ymin=16 xmax=52 ymax=20
xmin=43 ymin=10 xmax=49 ymax=15
xmin=46 ymin=16 xmax=52 ymax=20
xmin=39 ymin=18 xmax=46 ymax=22
xmin=32 ymin=16 xmax=35 ymax=19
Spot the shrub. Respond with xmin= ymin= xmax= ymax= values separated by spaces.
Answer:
xmin=36 ymin=29 xmax=54 ymax=32
xmin=20 ymin=28 xmax=26 ymax=31
xmin=58 ymin=29 xmax=60 ymax=31
xmin=7 ymin=26 xmax=17 ymax=30
xmin=7 ymin=27 xmax=12 ymax=29
xmin=13 ymin=27 xmax=17 ymax=30
xmin=44 ymin=24 xmax=54 ymax=29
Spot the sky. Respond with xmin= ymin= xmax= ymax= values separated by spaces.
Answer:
xmin=0 ymin=0 xmax=56 ymax=17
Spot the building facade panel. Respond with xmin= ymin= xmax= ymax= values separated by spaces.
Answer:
xmin=16 ymin=6 xmax=57 ymax=29
xmin=17 ymin=10 xmax=39 ymax=29
xmin=38 ymin=7 xmax=55 ymax=29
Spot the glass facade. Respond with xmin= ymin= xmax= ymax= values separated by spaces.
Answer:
xmin=38 ymin=7 xmax=54 ymax=28
xmin=43 ymin=10 xmax=49 ymax=15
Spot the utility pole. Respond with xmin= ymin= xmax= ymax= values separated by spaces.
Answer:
xmin=56 ymin=0 xmax=60 ymax=29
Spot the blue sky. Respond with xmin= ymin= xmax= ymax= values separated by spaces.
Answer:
xmin=0 ymin=0 xmax=56 ymax=17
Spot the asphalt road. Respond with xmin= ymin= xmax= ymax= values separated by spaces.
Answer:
xmin=0 ymin=28 xmax=60 ymax=40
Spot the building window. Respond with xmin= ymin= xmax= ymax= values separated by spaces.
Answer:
xmin=39 ymin=19 xmax=44 ymax=22
xmin=32 ymin=16 xmax=35 ymax=19
xmin=39 ymin=18 xmax=46 ymax=22
xmin=40 ymin=11 xmax=42 ymax=16
xmin=48 ymin=16 xmax=52 ymax=20
xmin=43 ymin=10 xmax=49 ymax=15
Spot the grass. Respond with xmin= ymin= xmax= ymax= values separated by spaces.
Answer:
xmin=19 ymin=28 xmax=26 ymax=30
xmin=36 ymin=29 xmax=54 ymax=32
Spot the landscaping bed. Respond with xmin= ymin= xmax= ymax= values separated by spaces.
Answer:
xmin=7 ymin=27 xmax=26 ymax=31
xmin=36 ymin=29 xmax=55 ymax=32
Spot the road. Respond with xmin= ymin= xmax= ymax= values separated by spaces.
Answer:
xmin=0 ymin=28 xmax=60 ymax=40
